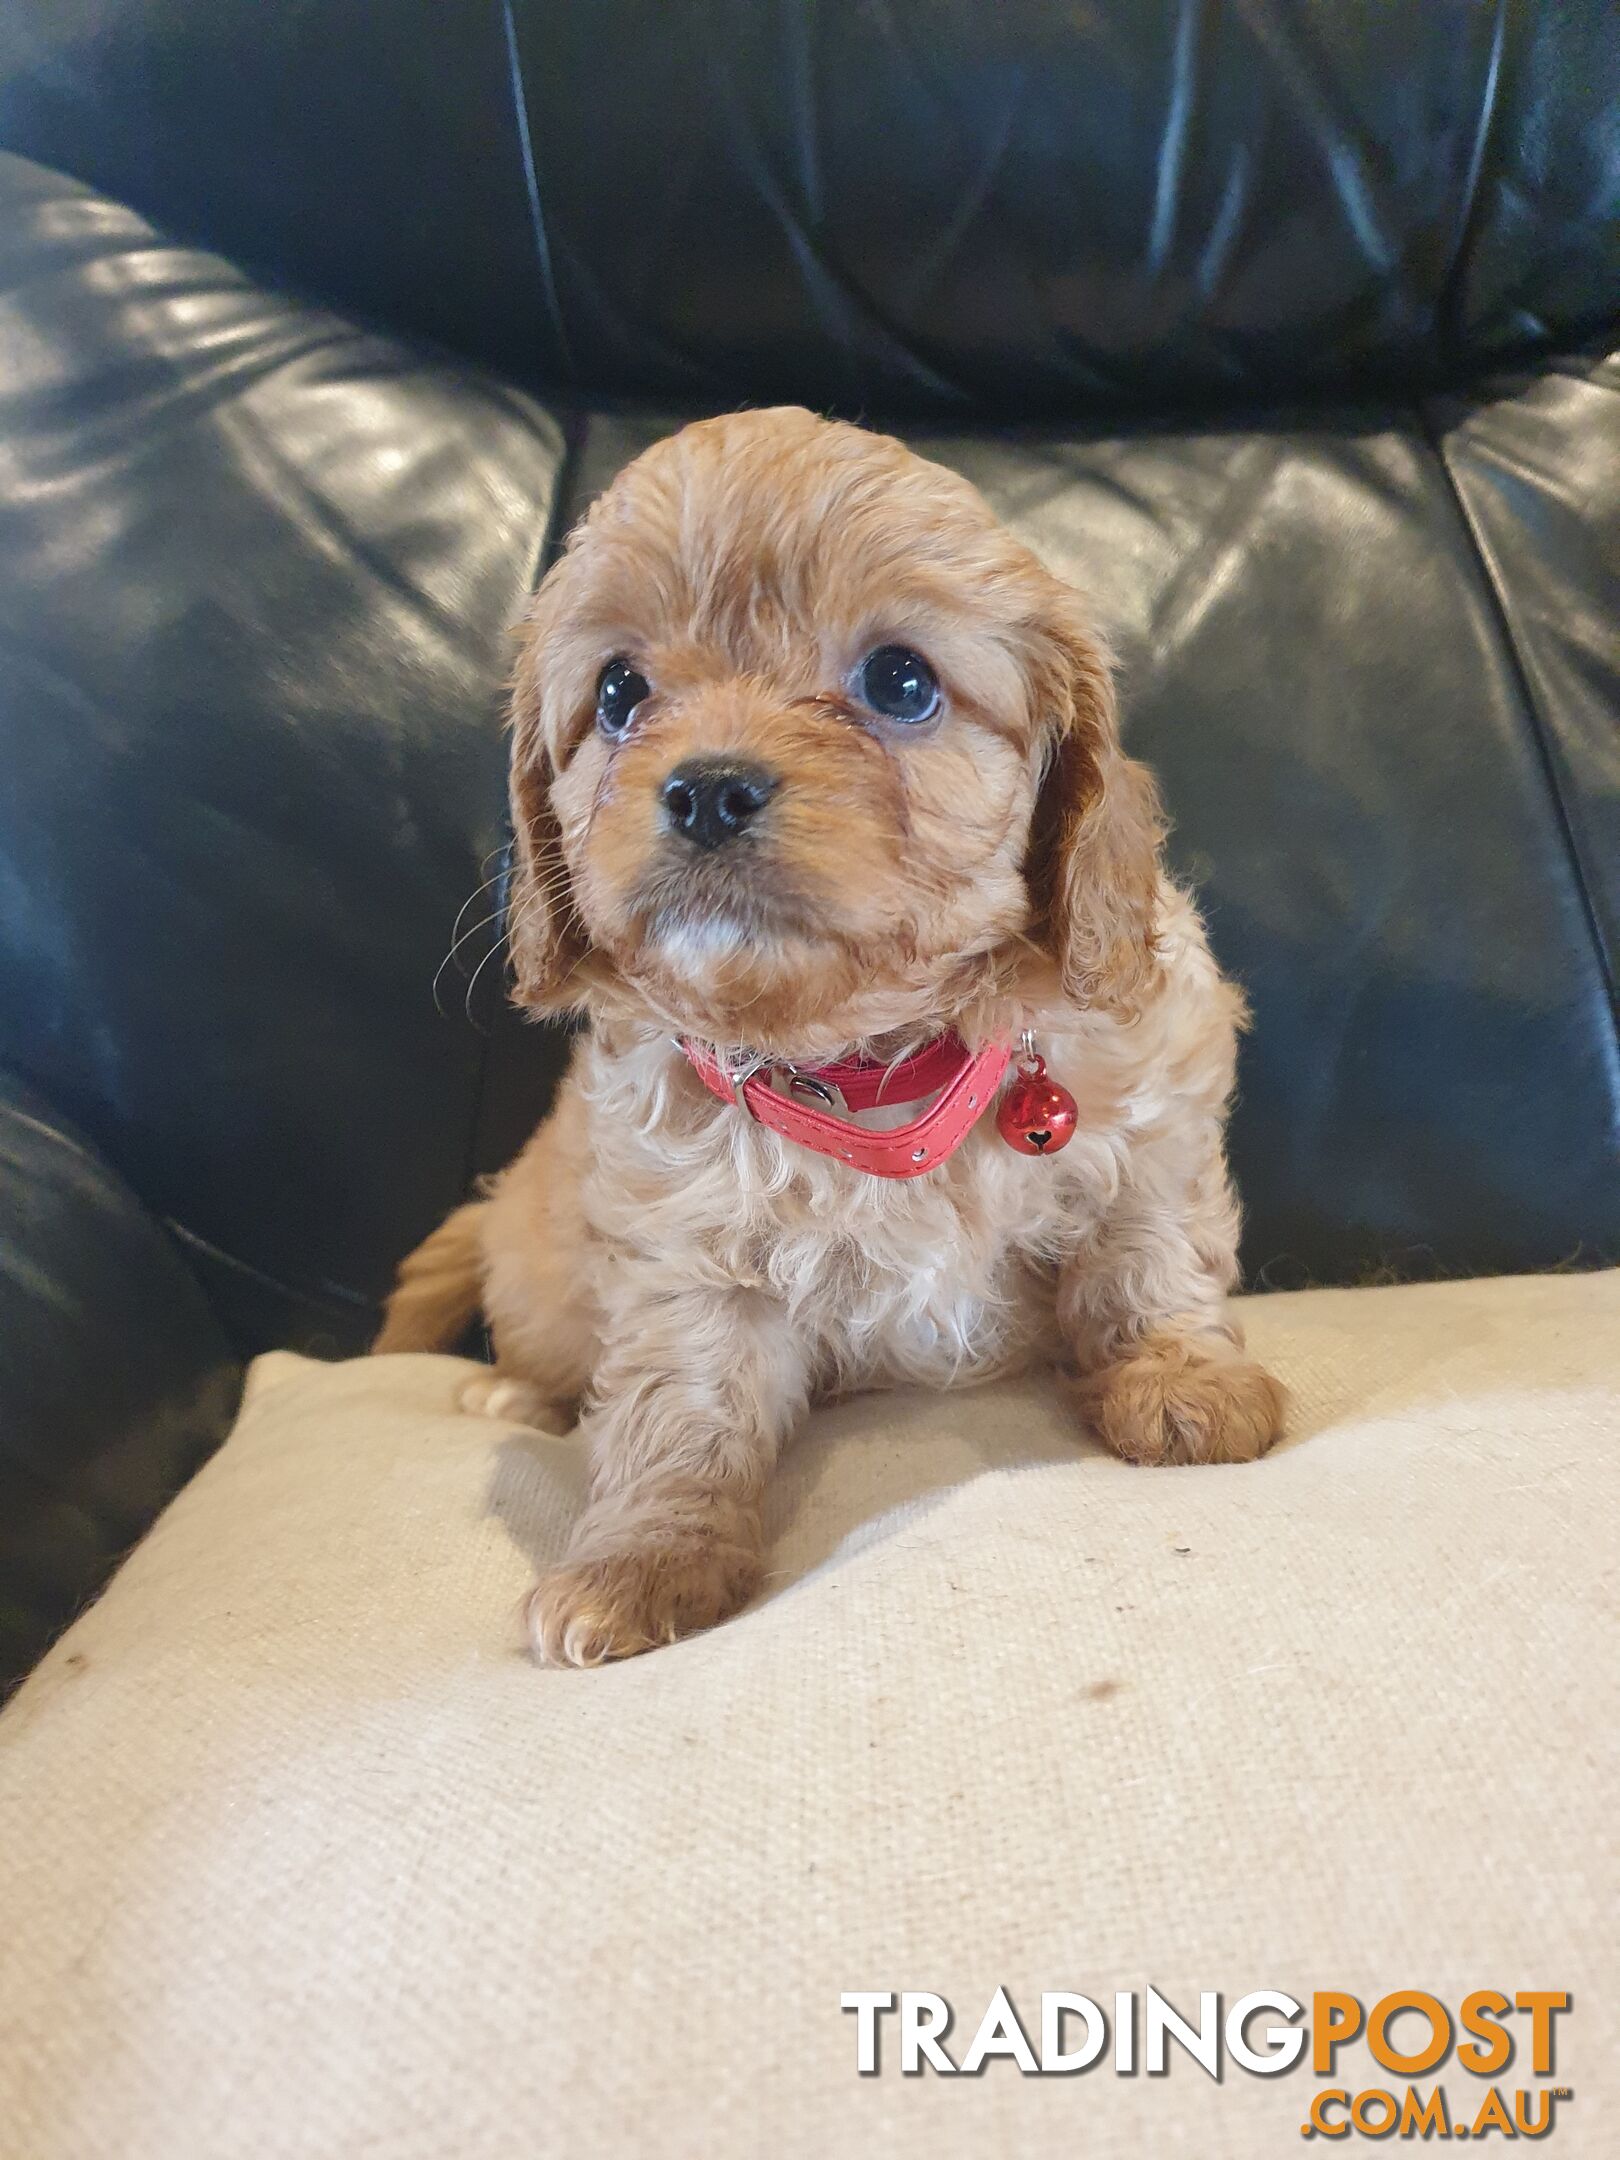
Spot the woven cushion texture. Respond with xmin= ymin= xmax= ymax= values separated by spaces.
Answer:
xmin=1 ymin=1270 xmax=1615 ymax=2156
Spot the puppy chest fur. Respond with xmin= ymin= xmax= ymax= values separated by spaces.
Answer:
xmin=484 ymin=889 xmax=1239 ymax=1410
xmin=583 ymin=1035 xmax=1075 ymax=1398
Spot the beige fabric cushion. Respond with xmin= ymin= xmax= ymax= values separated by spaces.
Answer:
xmin=1 ymin=1270 xmax=1616 ymax=2157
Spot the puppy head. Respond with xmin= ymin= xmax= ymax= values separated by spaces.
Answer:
xmin=507 ymin=408 xmax=1163 ymax=1051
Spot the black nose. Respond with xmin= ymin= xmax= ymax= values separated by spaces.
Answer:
xmin=660 ymin=758 xmax=779 ymax=851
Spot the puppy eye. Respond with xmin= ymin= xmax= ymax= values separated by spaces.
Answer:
xmin=857 ymin=645 xmax=940 ymax=724
xmin=595 ymin=658 xmax=651 ymax=738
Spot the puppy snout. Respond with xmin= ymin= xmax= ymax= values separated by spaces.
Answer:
xmin=660 ymin=758 xmax=779 ymax=852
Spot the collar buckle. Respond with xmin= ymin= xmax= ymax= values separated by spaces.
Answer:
xmin=784 ymin=1064 xmax=844 ymax=1111
xmin=718 ymin=1047 xmax=772 ymax=1116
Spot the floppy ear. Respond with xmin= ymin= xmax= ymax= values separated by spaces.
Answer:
xmin=1023 ymin=600 xmax=1166 ymax=1021
xmin=505 ymin=605 xmax=591 ymax=1014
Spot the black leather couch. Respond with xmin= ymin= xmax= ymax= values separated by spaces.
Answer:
xmin=2 ymin=2 xmax=1616 ymax=1688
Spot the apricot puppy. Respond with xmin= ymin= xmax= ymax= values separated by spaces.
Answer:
xmin=378 ymin=407 xmax=1284 ymax=1665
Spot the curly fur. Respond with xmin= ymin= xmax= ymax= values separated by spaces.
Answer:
xmin=377 ymin=408 xmax=1285 ymax=1665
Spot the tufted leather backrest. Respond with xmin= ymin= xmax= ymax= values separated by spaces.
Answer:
xmin=0 ymin=12 xmax=1615 ymax=1369
xmin=3 ymin=0 xmax=1618 ymax=421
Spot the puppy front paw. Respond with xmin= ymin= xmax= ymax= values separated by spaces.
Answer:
xmin=526 ymin=1533 xmax=762 ymax=1667
xmin=460 ymin=1372 xmax=571 ymax=1433
xmin=1073 ymin=1333 xmax=1285 ymax=1466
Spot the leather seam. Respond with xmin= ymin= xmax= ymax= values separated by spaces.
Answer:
xmin=499 ymin=0 xmax=574 ymax=376
xmin=163 ymin=1220 xmax=375 ymax=1320
xmin=1434 ymin=0 xmax=1509 ymax=368
xmin=1412 ymin=401 xmax=1620 ymax=1056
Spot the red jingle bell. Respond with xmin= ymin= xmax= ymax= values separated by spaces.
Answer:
xmin=996 ymin=1050 xmax=1078 ymax=1156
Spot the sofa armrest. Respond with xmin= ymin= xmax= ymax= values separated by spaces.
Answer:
xmin=0 ymin=1075 xmax=240 ymax=1690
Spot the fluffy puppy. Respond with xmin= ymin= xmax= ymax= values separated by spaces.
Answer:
xmin=378 ymin=407 xmax=1284 ymax=1665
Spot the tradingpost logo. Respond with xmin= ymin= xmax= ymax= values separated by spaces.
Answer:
xmin=840 ymin=1985 xmax=1574 ymax=2138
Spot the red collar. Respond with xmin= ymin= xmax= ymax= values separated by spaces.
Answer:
xmin=680 ymin=1032 xmax=1011 ymax=1179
